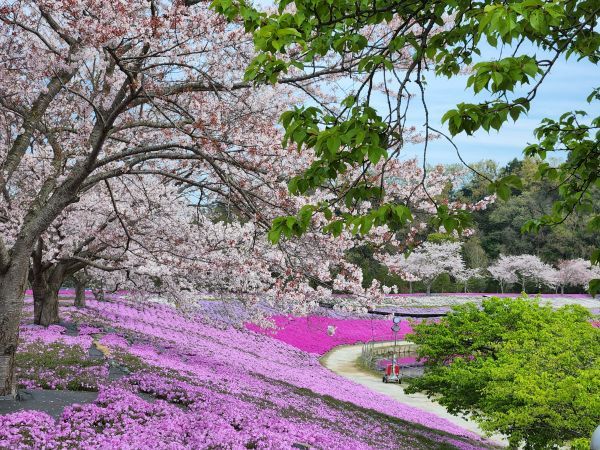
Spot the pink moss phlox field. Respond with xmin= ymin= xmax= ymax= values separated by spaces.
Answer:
xmin=19 ymin=324 xmax=93 ymax=350
xmin=0 ymin=298 xmax=494 ymax=449
xmin=245 ymin=315 xmax=414 ymax=354
xmin=16 ymin=322 xmax=109 ymax=391
xmin=81 ymin=300 xmax=474 ymax=438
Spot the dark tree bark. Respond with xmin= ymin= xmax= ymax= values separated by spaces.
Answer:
xmin=30 ymin=239 xmax=66 ymax=327
xmin=0 ymin=253 xmax=30 ymax=397
xmin=92 ymin=284 xmax=105 ymax=302
xmin=74 ymin=274 xmax=86 ymax=308
xmin=32 ymin=264 xmax=66 ymax=327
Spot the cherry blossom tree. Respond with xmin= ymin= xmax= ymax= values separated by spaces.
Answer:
xmin=487 ymin=256 xmax=518 ymax=294
xmin=380 ymin=242 xmax=466 ymax=296
xmin=488 ymin=254 xmax=554 ymax=293
xmin=454 ymin=267 xmax=483 ymax=294
xmin=403 ymin=273 xmax=421 ymax=294
xmin=556 ymin=259 xmax=598 ymax=294
xmin=0 ymin=0 xmax=334 ymax=396
xmin=26 ymin=176 xmax=193 ymax=325
xmin=538 ymin=266 xmax=560 ymax=293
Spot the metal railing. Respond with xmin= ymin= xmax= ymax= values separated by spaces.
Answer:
xmin=360 ymin=341 xmax=420 ymax=372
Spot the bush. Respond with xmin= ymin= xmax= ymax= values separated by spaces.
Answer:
xmin=406 ymin=297 xmax=600 ymax=449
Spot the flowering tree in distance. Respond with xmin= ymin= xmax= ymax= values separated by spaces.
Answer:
xmin=487 ymin=257 xmax=518 ymax=294
xmin=454 ymin=267 xmax=483 ymax=294
xmin=381 ymin=242 xmax=465 ymax=295
xmin=556 ymin=259 xmax=598 ymax=294
xmin=488 ymin=254 xmax=556 ymax=293
xmin=403 ymin=273 xmax=421 ymax=294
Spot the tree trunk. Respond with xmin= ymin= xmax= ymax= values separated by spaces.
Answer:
xmin=92 ymin=279 xmax=105 ymax=301
xmin=0 ymin=256 xmax=29 ymax=397
xmin=464 ymin=282 xmax=467 ymax=293
xmin=426 ymin=284 xmax=431 ymax=296
xmin=561 ymin=285 xmax=564 ymax=295
xmin=92 ymin=288 xmax=105 ymax=302
xmin=409 ymin=281 xmax=412 ymax=294
xmin=33 ymin=284 xmax=60 ymax=327
xmin=32 ymin=266 xmax=65 ymax=327
xmin=521 ymin=277 xmax=526 ymax=293
xmin=74 ymin=275 xmax=86 ymax=308
xmin=32 ymin=271 xmax=49 ymax=325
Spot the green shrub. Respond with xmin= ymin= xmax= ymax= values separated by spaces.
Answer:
xmin=406 ymin=297 xmax=600 ymax=449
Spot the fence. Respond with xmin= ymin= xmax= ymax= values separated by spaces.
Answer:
xmin=359 ymin=341 xmax=421 ymax=373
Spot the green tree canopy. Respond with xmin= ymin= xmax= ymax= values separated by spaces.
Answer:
xmin=406 ymin=297 xmax=600 ymax=449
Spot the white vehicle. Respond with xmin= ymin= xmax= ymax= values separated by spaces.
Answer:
xmin=382 ymin=363 xmax=401 ymax=384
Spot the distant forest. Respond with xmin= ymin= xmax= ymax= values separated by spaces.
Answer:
xmin=349 ymin=158 xmax=600 ymax=294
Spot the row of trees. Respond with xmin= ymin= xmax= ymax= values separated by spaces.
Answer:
xmin=488 ymin=255 xmax=600 ymax=294
xmin=0 ymin=0 xmax=477 ymax=396
xmin=380 ymin=242 xmax=599 ymax=295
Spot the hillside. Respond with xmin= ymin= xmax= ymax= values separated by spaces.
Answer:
xmin=0 ymin=295 xmax=499 ymax=449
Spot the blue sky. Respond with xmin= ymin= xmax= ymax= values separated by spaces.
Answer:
xmin=397 ymin=55 xmax=599 ymax=166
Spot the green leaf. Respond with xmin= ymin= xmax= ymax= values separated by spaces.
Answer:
xmin=368 ymin=146 xmax=385 ymax=165
xmin=591 ymin=249 xmax=600 ymax=266
xmin=267 ymin=226 xmax=282 ymax=244
xmin=496 ymin=183 xmax=511 ymax=201
xmin=327 ymin=135 xmax=341 ymax=156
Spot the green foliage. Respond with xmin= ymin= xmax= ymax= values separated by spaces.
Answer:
xmin=521 ymin=92 xmax=600 ymax=293
xmin=345 ymin=244 xmax=404 ymax=288
xmin=430 ymin=272 xmax=453 ymax=293
xmin=268 ymin=202 xmax=414 ymax=243
xmin=406 ymin=297 xmax=600 ymax=449
xmin=462 ymin=237 xmax=488 ymax=268
xmin=456 ymin=158 xmax=600 ymax=266
xmin=111 ymin=349 xmax=152 ymax=373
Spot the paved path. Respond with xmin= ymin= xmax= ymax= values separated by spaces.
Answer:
xmin=0 ymin=390 xmax=99 ymax=418
xmin=321 ymin=341 xmax=507 ymax=447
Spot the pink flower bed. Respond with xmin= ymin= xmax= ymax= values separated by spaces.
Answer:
xmin=1 ymin=299 xmax=495 ymax=449
xmin=245 ymin=315 xmax=413 ymax=355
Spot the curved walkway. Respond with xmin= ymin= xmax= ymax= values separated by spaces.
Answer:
xmin=321 ymin=341 xmax=507 ymax=447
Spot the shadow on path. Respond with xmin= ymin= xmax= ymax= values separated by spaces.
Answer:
xmin=0 ymin=390 xmax=99 ymax=419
